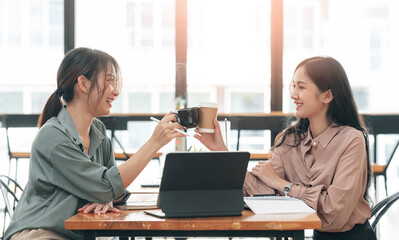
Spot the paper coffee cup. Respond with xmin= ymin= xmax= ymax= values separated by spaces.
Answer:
xmin=197 ymin=102 xmax=218 ymax=133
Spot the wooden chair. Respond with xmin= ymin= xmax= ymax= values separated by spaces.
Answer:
xmin=372 ymin=140 xmax=399 ymax=196
xmin=227 ymin=114 xmax=289 ymax=151
xmin=2 ymin=114 xmax=38 ymax=182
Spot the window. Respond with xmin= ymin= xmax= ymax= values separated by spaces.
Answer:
xmin=32 ymin=92 xmax=51 ymax=113
xmin=283 ymin=0 xmax=398 ymax=113
xmin=230 ymin=92 xmax=264 ymax=113
xmin=162 ymin=2 xmax=174 ymax=49
xmin=49 ymin=0 xmax=63 ymax=46
xmin=159 ymin=92 xmax=174 ymax=113
xmin=27 ymin=0 xmax=63 ymax=46
xmin=141 ymin=3 xmax=154 ymax=47
xmin=7 ymin=0 xmax=22 ymax=45
xmin=0 ymin=0 xmax=64 ymax=114
xmin=127 ymin=121 xmax=152 ymax=149
xmin=129 ymin=92 xmax=151 ymax=113
xmin=30 ymin=0 xmax=44 ymax=45
xmin=186 ymin=0 xmax=271 ymax=152
xmin=126 ymin=2 xmax=136 ymax=47
xmin=76 ymin=0 xmax=176 ymax=114
xmin=352 ymin=87 xmax=369 ymax=112
xmin=187 ymin=0 xmax=271 ymax=113
xmin=0 ymin=92 xmax=23 ymax=113
xmin=0 ymin=0 xmax=3 ymax=45
xmin=302 ymin=7 xmax=314 ymax=49
xmin=187 ymin=92 xmax=210 ymax=107
xmin=284 ymin=7 xmax=297 ymax=49
xmin=76 ymin=0 xmax=176 ymax=152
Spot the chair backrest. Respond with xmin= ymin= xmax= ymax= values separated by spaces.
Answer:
xmin=384 ymin=140 xmax=399 ymax=172
xmin=0 ymin=175 xmax=23 ymax=217
xmin=370 ymin=191 xmax=399 ymax=230
xmin=2 ymin=114 xmax=39 ymax=156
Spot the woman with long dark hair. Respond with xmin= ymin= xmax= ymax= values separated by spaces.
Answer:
xmin=5 ymin=47 xmax=184 ymax=240
xmin=196 ymin=56 xmax=376 ymax=239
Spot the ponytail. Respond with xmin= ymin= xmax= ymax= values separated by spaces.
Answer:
xmin=37 ymin=47 xmax=122 ymax=128
xmin=37 ymin=90 xmax=63 ymax=128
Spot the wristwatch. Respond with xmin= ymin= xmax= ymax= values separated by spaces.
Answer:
xmin=284 ymin=183 xmax=294 ymax=197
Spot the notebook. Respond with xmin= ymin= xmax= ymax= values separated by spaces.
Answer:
xmin=244 ymin=196 xmax=315 ymax=214
xmin=155 ymin=151 xmax=250 ymax=218
xmin=116 ymin=193 xmax=158 ymax=210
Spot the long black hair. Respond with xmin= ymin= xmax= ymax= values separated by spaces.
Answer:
xmin=274 ymin=56 xmax=372 ymax=202
xmin=38 ymin=47 xmax=121 ymax=128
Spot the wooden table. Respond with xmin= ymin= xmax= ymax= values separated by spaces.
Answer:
xmin=65 ymin=209 xmax=321 ymax=240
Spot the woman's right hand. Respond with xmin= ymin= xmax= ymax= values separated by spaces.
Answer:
xmin=149 ymin=113 xmax=186 ymax=148
xmin=78 ymin=202 xmax=120 ymax=215
xmin=194 ymin=119 xmax=228 ymax=151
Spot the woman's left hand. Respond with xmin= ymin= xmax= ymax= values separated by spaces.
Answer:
xmin=251 ymin=161 xmax=284 ymax=190
xmin=78 ymin=201 xmax=120 ymax=215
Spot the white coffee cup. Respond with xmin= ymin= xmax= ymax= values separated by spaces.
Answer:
xmin=197 ymin=102 xmax=218 ymax=133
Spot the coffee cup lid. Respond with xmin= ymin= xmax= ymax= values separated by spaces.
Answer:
xmin=198 ymin=102 xmax=218 ymax=108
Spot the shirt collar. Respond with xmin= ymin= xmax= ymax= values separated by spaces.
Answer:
xmin=303 ymin=123 xmax=340 ymax=149
xmin=57 ymin=106 xmax=105 ymax=153
xmin=57 ymin=106 xmax=82 ymax=147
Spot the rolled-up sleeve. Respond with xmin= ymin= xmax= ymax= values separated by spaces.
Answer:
xmin=103 ymin=139 xmax=131 ymax=203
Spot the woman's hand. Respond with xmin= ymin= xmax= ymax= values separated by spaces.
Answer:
xmin=194 ymin=119 xmax=228 ymax=151
xmin=149 ymin=113 xmax=186 ymax=148
xmin=251 ymin=161 xmax=288 ymax=192
xmin=78 ymin=201 xmax=120 ymax=215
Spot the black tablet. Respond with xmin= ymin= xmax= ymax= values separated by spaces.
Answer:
xmin=158 ymin=151 xmax=250 ymax=218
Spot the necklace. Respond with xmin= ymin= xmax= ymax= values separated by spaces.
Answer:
xmin=310 ymin=121 xmax=333 ymax=139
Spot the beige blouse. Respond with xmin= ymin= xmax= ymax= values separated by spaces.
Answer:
xmin=243 ymin=124 xmax=371 ymax=232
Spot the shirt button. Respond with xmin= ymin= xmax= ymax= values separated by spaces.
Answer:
xmin=312 ymin=141 xmax=318 ymax=147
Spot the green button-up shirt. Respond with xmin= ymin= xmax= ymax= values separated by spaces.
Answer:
xmin=5 ymin=107 xmax=128 ymax=240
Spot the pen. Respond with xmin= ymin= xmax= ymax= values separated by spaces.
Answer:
xmin=150 ymin=117 xmax=201 ymax=137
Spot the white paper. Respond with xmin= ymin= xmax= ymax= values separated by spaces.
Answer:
xmin=244 ymin=196 xmax=315 ymax=214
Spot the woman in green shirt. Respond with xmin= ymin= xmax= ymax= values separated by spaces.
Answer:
xmin=5 ymin=47 xmax=184 ymax=240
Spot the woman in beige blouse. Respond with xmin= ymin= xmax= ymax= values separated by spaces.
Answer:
xmin=195 ymin=56 xmax=376 ymax=240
